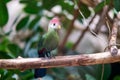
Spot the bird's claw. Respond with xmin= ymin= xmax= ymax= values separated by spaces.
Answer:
xmin=45 ymin=51 xmax=55 ymax=59
xmin=40 ymin=48 xmax=55 ymax=59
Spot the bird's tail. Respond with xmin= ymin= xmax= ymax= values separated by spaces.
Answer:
xmin=34 ymin=68 xmax=46 ymax=78
xmin=34 ymin=48 xmax=47 ymax=78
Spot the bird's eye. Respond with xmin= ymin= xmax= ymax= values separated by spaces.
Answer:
xmin=53 ymin=23 xmax=55 ymax=26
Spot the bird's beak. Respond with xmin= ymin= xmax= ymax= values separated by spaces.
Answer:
xmin=58 ymin=25 xmax=61 ymax=29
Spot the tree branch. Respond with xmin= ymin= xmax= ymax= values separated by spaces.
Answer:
xmin=94 ymin=5 xmax=109 ymax=34
xmin=108 ymin=18 xmax=119 ymax=56
xmin=59 ymin=9 xmax=79 ymax=52
xmin=59 ymin=1 xmax=81 ymax=53
xmin=0 ymin=50 xmax=120 ymax=71
xmin=72 ymin=14 xmax=96 ymax=50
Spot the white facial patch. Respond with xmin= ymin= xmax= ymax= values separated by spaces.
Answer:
xmin=48 ymin=23 xmax=58 ymax=29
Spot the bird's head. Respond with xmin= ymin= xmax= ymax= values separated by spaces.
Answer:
xmin=48 ymin=17 xmax=61 ymax=30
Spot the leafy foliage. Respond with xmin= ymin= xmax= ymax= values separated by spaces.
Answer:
xmin=28 ymin=16 xmax=41 ymax=29
xmin=0 ymin=0 xmax=8 ymax=27
xmin=94 ymin=0 xmax=111 ymax=13
xmin=113 ymin=0 xmax=120 ymax=12
xmin=0 ymin=0 xmax=118 ymax=80
xmin=24 ymin=2 xmax=42 ymax=14
xmin=7 ymin=43 xmax=22 ymax=57
xmin=16 ymin=16 xmax=30 ymax=31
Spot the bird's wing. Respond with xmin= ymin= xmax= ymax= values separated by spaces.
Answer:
xmin=38 ymin=35 xmax=45 ymax=50
xmin=42 ymin=30 xmax=59 ymax=51
xmin=37 ymin=34 xmax=47 ymax=57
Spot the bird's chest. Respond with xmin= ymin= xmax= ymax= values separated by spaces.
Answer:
xmin=43 ymin=31 xmax=59 ymax=51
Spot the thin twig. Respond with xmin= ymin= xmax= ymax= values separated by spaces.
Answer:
xmin=59 ymin=1 xmax=81 ymax=53
xmin=72 ymin=14 xmax=96 ymax=50
xmin=101 ymin=64 xmax=104 ymax=80
xmin=0 ymin=50 xmax=120 ymax=70
xmin=94 ymin=5 xmax=109 ymax=34
xmin=108 ymin=18 xmax=118 ymax=56
xmin=105 ymin=17 xmax=111 ymax=36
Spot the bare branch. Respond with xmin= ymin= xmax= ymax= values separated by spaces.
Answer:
xmin=59 ymin=9 xmax=79 ymax=52
xmin=108 ymin=18 xmax=119 ymax=56
xmin=0 ymin=50 xmax=120 ymax=71
xmin=59 ymin=1 xmax=81 ymax=53
xmin=72 ymin=14 xmax=96 ymax=50
xmin=94 ymin=5 xmax=109 ymax=34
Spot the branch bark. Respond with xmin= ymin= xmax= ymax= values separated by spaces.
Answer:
xmin=94 ymin=5 xmax=109 ymax=34
xmin=0 ymin=50 xmax=120 ymax=71
xmin=108 ymin=18 xmax=119 ymax=56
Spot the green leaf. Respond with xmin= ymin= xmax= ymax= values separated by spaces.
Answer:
xmin=19 ymin=70 xmax=34 ymax=80
xmin=42 ymin=0 xmax=58 ymax=10
xmin=24 ymin=2 xmax=42 ymax=14
xmin=4 ymin=0 xmax=11 ymax=3
xmin=0 ymin=69 xmax=5 ymax=80
xmin=114 ymin=75 xmax=120 ymax=80
xmin=79 ymin=4 xmax=91 ymax=18
xmin=2 ymin=70 xmax=19 ymax=80
xmin=77 ymin=64 xmax=111 ymax=80
xmin=16 ymin=16 xmax=30 ymax=31
xmin=114 ymin=0 xmax=120 ymax=12
xmin=66 ymin=41 xmax=74 ymax=49
xmin=0 ymin=51 xmax=12 ymax=59
xmin=96 ymin=64 xmax=111 ymax=80
xmin=52 ymin=68 xmax=68 ymax=80
xmin=0 ymin=37 xmax=10 ymax=51
xmin=0 ymin=1 xmax=9 ymax=27
xmin=94 ymin=0 xmax=111 ymax=13
xmin=37 ymin=26 xmax=44 ymax=33
xmin=78 ymin=66 xmax=94 ymax=80
xmin=20 ymin=0 xmax=36 ymax=4
xmin=86 ymin=74 xmax=96 ymax=80
xmin=4 ymin=30 xmax=12 ymax=36
xmin=60 ymin=1 xmax=74 ymax=14
xmin=7 ymin=43 xmax=22 ymax=57
xmin=29 ymin=16 xmax=40 ymax=29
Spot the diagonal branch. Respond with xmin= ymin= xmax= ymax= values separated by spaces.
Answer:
xmin=0 ymin=50 xmax=120 ymax=71
xmin=59 ymin=9 xmax=79 ymax=52
xmin=59 ymin=1 xmax=81 ymax=53
xmin=72 ymin=14 xmax=96 ymax=50
xmin=108 ymin=18 xmax=119 ymax=56
xmin=94 ymin=5 xmax=109 ymax=34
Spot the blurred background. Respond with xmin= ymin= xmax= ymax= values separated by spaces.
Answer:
xmin=0 ymin=0 xmax=120 ymax=80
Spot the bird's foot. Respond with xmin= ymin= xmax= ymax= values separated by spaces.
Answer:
xmin=45 ymin=51 xmax=55 ymax=59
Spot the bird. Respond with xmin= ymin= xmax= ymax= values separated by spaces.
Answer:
xmin=34 ymin=17 xmax=61 ymax=78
